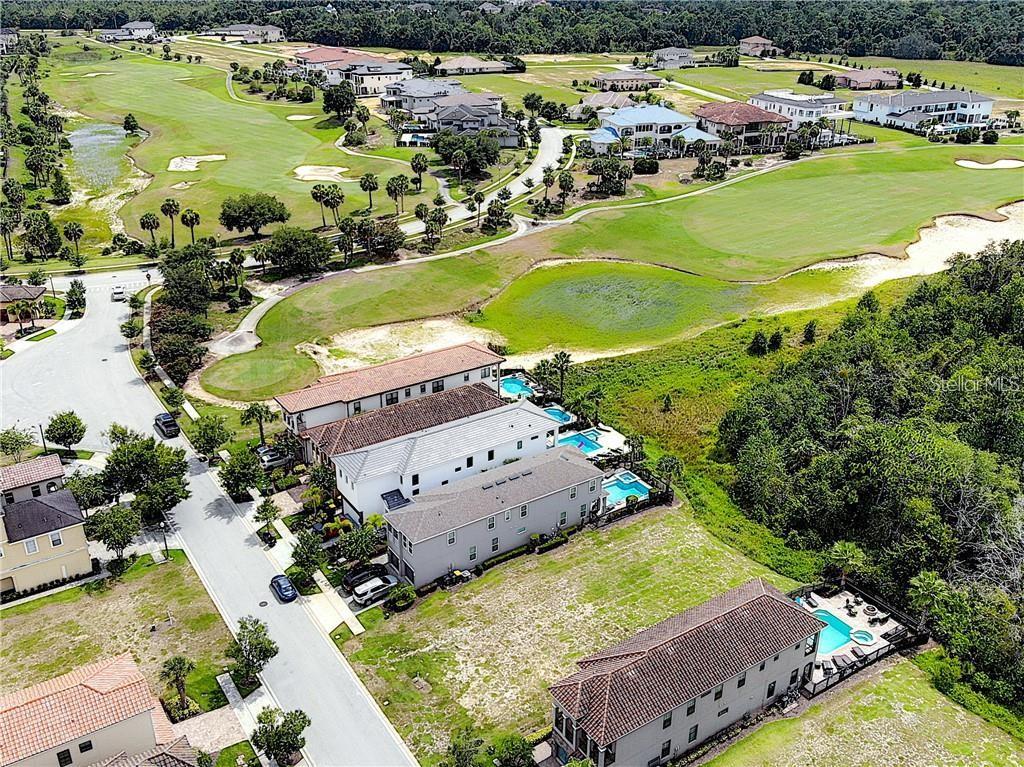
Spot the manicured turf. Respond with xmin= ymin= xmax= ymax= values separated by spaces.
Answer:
xmin=706 ymin=662 xmax=1024 ymax=767
xmin=24 ymin=329 xmax=57 ymax=341
xmin=341 ymin=504 xmax=798 ymax=765
xmin=848 ymin=56 xmax=1024 ymax=100
xmin=657 ymin=63 xmax=842 ymax=99
xmin=215 ymin=741 xmax=258 ymax=767
xmin=460 ymin=65 xmax=617 ymax=111
xmin=0 ymin=551 xmax=232 ymax=711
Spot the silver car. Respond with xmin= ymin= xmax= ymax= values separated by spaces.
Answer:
xmin=111 ymin=286 xmax=127 ymax=301
xmin=256 ymin=445 xmax=291 ymax=470
xmin=352 ymin=575 xmax=399 ymax=606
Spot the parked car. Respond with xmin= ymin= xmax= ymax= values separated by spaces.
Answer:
xmin=256 ymin=445 xmax=291 ymax=470
xmin=352 ymin=575 xmax=399 ymax=606
xmin=111 ymin=286 xmax=126 ymax=301
xmin=270 ymin=574 xmax=298 ymax=602
xmin=341 ymin=563 xmax=387 ymax=593
xmin=154 ymin=413 xmax=180 ymax=438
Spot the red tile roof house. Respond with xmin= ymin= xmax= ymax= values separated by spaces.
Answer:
xmin=694 ymin=101 xmax=791 ymax=151
xmin=0 ymin=654 xmax=192 ymax=767
xmin=737 ymin=35 xmax=783 ymax=57
xmin=835 ymin=67 xmax=901 ymax=90
xmin=548 ymin=580 xmax=825 ymax=767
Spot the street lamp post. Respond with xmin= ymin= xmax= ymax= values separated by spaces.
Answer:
xmin=159 ymin=521 xmax=169 ymax=559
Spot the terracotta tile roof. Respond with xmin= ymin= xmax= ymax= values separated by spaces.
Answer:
xmin=0 ymin=453 xmax=64 ymax=491
xmin=740 ymin=35 xmax=773 ymax=44
xmin=2 ymin=489 xmax=84 ymax=542
xmin=0 ymin=284 xmax=46 ymax=303
xmin=275 ymin=342 xmax=504 ymax=413
xmin=295 ymin=46 xmax=380 ymax=65
xmin=695 ymin=101 xmax=790 ymax=126
xmin=549 ymin=579 xmax=826 ymax=746
xmin=594 ymin=70 xmax=661 ymax=82
xmin=0 ymin=654 xmax=172 ymax=766
xmin=89 ymin=736 xmax=197 ymax=767
xmin=303 ymin=382 xmax=505 ymax=455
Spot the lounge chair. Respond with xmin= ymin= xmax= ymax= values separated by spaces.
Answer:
xmin=805 ymin=594 xmax=819 ymax=608
xmin=851 ymin=646 xmax=867 ymax=661
xmin=821 ymin=658 xmax=834 ymax=675
xmin=833 ymin=654 xmax=852 ymax=669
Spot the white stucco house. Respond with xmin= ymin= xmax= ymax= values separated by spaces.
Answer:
xmin=852 ymin=89 xmax=994 ymax=132
xmin=587 ymin=104 xmax=719 ymax=155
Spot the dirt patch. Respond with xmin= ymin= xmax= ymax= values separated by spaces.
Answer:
xmin=955 ymin=158 xmax=1024 ymax=170
xmin=292 ymin=165 xmax=358 ymax=183
xmin=168 ymin=154 xmax=226 ymax=172
xmin=286 ymin=114 xmax=316 ymax=121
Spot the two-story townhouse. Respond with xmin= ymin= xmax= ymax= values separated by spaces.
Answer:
xmin=380 ymin=78 xmax=469 ymax=114
xmin=385 ymin=446 xmax=604 ymax=586
xmin=294 ymin=46 xmax=384 ymax=80
xmin=549 ymin=580 xmax=825 ymax=767
xmin=0 ymin=455 xmax=93 ymax=595
xmin=0 ymin=28 xmax=20 ymax=56
xmin=96 ymin=22 xmax=157 ymax=41
xmin=275 ymin=342 xmax=505 ymax=442
xmin=852 ymin=89 xmax=995 ymax=132
xmin=320 ymin=391 xmax=560 ymax=523
xmin=588 ymin=104 xmax=720 ymax=155
xmin=0 ymin=654 xmax=192 ymax=767
xmin=694 ymin=101 xmax=791 ymax=150
xmin=748 ymin=90 xmax=848 ymax=129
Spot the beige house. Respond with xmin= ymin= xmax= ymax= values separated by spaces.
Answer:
xmin=593 ymin=70 xmax=661 ymax=92
xmin=738 ymin=35 xmax=782 ymax=57
xmin=0 ymin=284 xmax=45 ymax=326
xmin=835 ymin=67 xmax=900 ymax=90
xmin=1 ymin=454 xmax=93 ymax=595
xmin=434 ymin=56 xmax=510 ymax=76
xmin=0 ymin=654 xmax=187 ymax=767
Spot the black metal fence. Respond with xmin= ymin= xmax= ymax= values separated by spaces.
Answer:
xmin=594 ymin=461 xmax=674 ymax=526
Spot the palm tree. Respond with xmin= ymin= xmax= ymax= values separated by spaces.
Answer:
xmin=229 ymin=249 xmax=245 ymax=288
xmin=410 ymin=153 xmax=429 ymax=190
xmin=322 ymin=185 xmax=344 ymax=227
xmin=473 ymin=191 xmax=485 ymax=229
xmin=588 ymin=385 xmax=605 ymax=424
xmin=62 ymin=221 xmax=84 ymax=257
xmin=542 ymin=165 xmax=555 ymax=200
xmin=826 ymin=541 xmax=867 ymax=588
xmin=8 ymin=299 xmax=32 ymax=333
xmin=1006 ymin=109 xmax=1020 ymax=128
xmin=386 ymin=176 xmax=403 ymax=215
xmin=180 ymin=208 xmax=200 ymax=244
xmin=160 ymin=655 xmax=196 ymax=710
xmin=139 ymin=212 xmax=160 ymax=245
xmin=310 ymin=184 xmax=328 ymax=228
xmin=908 ymin=570 xmax=947 ymax=631
xmin=552 ymin=350 xmax=572 ymax=395
xmin=557 ymin=170 xmax=574 ymax=209
xmin=0 ymin=209 xmax=14 ymax=265
xmin=240 ymin=402 xmax=276 ymax=445
xmin=160 ymin=198 xmax=180 ymax=247
xmin=359 ymin=173 xmax=378 ymax=210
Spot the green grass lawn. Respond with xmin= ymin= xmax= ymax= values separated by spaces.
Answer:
xmin=0 ymin=551 xmax=232 ymax=711
xmin=460 ymin=65 xmax=617 ymax=111
xmin=657 ymin=63 xmax=842 ymax=99
xmin=707 ymin=662 xmax=1024 ymax=767
xmin=340 ymin=503 xmax=798 ymax=764
xmin=25 ymin=328 xmax=58 ymax=342
xmin=847 ymin=56 xmax=1024 ymax=100
xmin=215 ymin=741 xmax=257 ymax=767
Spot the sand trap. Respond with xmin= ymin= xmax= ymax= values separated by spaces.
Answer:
xmin=173 ymin=77 xmax=194 ymax=81
xmin=82 ymin=72 xmax=115 ymax=78
xmin=955 ymin=158 xmax=1024 ymax=170
xmin=168 ymin=154 xmax=226 ymax=172
xmin=171 ymin=181 xmax=197 ymax=190
xmin=292 ymin=165 xmax=357 ymax=183
xmin=286 ymin=114 xmax=316 ymax=121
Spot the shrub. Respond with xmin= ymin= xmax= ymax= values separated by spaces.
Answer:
xmin=275 ymin=474 xmax=299 ymax=491
xmin=632 ymin=157 xmax=659 ymax=174
xmin=163 ymin=695 xmax=201 ymax=722
xmin=387 ymin=583 xmax=416 ymax=611
xmin=536 ymin=532 xmax=569 ymax=553
xmin=482 ymin=544 xmax=530 ymax=570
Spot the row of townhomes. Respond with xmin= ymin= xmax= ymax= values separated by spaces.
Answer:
xmin=382 ymin=77 xmax=521 ymax=146
xmin=275 ymin=343 xmax=610 ymax=585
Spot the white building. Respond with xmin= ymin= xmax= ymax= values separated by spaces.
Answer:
xmin=380 ymin=78 xmax=469 ymax=113
xmin=96 ymin=21 xmax=157 ymax=41
xmin=587 ymin=104 xmax=719 ymax=155
xmin=0 ymin=28 xmax=19 ymax=56
xmin=434 ymin=56 xmax=510 ymax=76
xmin=337 ymin=60 xmax=413 ymax=95
xmin=748 ymin=90 xmax=848 ymax=129
xmin=852 ymin=89 xmax=994 ymax=132
xmin=652 ymin=47 xmax=695 ymax=69
xmin=205 ymin=23 xmax=285 ymax=43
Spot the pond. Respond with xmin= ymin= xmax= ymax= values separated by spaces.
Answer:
xmin=66 ymin=122 xmax=129 ymax=192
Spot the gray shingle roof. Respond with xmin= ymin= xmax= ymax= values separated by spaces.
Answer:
xmin=2 ymin=489 xmax=84 ymax=542
xmin=751 ymin=91 xmax=846 ymax=109
xmin=387 ymin=446 xmax=601 ymax=542
xmin=387 ymin=78 xmax=466 ymax=98
xmin=550 ymin=579 xmax=826 ymax=746
xmin=0 ymin=284 xmax=46 ymax=303
xmin=856 ymin=89 xmax=994 ymax=108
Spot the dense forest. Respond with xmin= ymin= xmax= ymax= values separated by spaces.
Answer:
xmin=720 ymin=239 xmax=1024 ymax=711
xmin=6 ymin=0 xmax=1024 ymax=65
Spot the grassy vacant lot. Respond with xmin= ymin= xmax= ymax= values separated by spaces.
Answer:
xmin=460 ymin=65 xmax=616 ymax=111
xmin=708 ymin=662 xmax=1024 ymax=767
xmin=341 ymin=503 xmax=797 ymax=764
xmin=0 ymin=551 xmax=232 ymax=710
xmin=849 ymin=56 xmax=1024 ymax=101
xmin=657 ymin=63 xmax=840 ymax=99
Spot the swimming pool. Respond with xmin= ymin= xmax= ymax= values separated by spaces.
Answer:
xmin=813 ymin=608 xmax=856 ymax=654
xmin=544 ymin=405 xmax=573 ymax=424
xmin=500 ymin=376 xmax=535 ymax=398
xmin=558 ymin=429 xmax=602 ymax=455
xmin=603 ymin=471 xmax=651 ymax=508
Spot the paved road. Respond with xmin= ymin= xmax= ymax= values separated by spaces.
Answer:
xmin=1 ymin=270 xmax=417 ymax=767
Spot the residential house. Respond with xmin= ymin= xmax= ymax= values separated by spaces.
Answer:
xmin=738 ymin=35 xmax=782 ymax=57
xmin=834 ymin=67 xmax=900 ymax=90
xmin=415 ymin=92 xmax=521 ymax=146
xmin=0 ymin=28 xmax=19 ymax=56
xmin=89 ymin=739 xmax=198 ymax=767
xmin=852 ymin=89 xmax=994 ymax=132
xmin=386 ymin=446 xmax=604 ymax=587
xmin=549 ymin=580 xmax=825 ymax=766
xmin=204 ymin=23 xmax=285 ymax=43
xmin=337 ymin=60 xmax=413 ymax=95
xmin=434 ymin=56 xmax=510 ymax=76
xmin=97 ymin=21 xmax=157 ymax=41
xmin=409 ymin=3 xmax=434 ymax=12
xmin=593 ymin=70 xmax=661 ymax=92
xmin=380 ymin=78 xmax=468 ymax=113
xmin=566 ymin=91 xmax=635 ymax=122
xmin=478 ymin=1 xmax=503 ymax=12
xmin=748 ymin=90 xmax=847 ymax=129
xmin=652 ymin=47 xmax=695 ymax=69
xmin=587 ymin=104 xmax=719 ymax=156
xmin=276 ymin=342 xmax=504 ymax=437
xmin=0 ymin=284 xmax=45 ymax=325
xmin=0 ymin=654 xmax=187 ymax=767
xmin=294 ymin=46 xmax=376 ymax=77
xmin=310 ymin=385 xmax=560 ymax=523
xmin=1 ymin=454 xmax=93 ymax=595
xmin=694 ymin=101 xmax=790 ymax=150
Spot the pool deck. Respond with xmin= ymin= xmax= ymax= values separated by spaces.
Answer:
xmin=560 ymin=423 xmax=627 ymax=457
xmin=801 ymin=590 xmax=905 ymax=683
xmin=602 ymin=468 xmax=653 ymax=510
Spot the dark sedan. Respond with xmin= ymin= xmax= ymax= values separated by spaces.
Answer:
xmin=341 ymin=564 xmax=387 ymax=594
xmin=270 ymin=574 xmax=299 ymax=602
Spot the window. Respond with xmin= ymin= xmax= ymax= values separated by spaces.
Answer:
xmin=49 ymin=531 xmax=63 ymax=548
xmin=491 ymin=536 xmax=499 ymax=552
xmin=606 ymin=743 xmax=616 ymax=766
xmin=488 ymin=516 xmax=495 ymax=529
xmin=420 ymin=383 xmax=427 ymax=394
xmin=463 ymin=372 xmax=470 ymax=382
xmin=469 ymin=545 xmax=477 ymax=562
xmin=412 ymin=474 xmax=420 ymax=486
xmin=714 ymin=684 xmax=723 ymax=701
xmin=352 ymin=401 xmax=362 ymax=414
xmin=686 ymin=698 xmax=695 ymax=716
xmin=466 ymin=456 xmax=474 ymax=468
xmin=447 ymin=531 xmax=456 ymax=545
xmin=737 ymin=672 xmax=746 ymax=688
xmin=0 ymin=545 xmax=4 ymax=558
xmin=554 ymin=708 xmax=564 ymax=733
xmin=789 ymin=668 xmax=799 ymax=686
xmin=759 ymin=661 xmax=766 ymax=672
xmin=57 ymin=750 xmax=73 ymax=767
xmin=24 ymin=538 xmax=38 ymax=555
xmin=559 ymin=510 xmax=567 ymax=526
xmin=79 ymin=741 xmax=93 ymax=754
xmin=412 ymin=489 xmax=419 ymax=496
xmin=580 ymin=504 xmax=587 ymax=518
xmin=432 ymin=379 xmax=444 ymax=393
xmin=386 ymin=391 xmax=399 ymax=405
xmin=517 ymin=526 xmax=527 ymax=534
xmin=805 ymin=634 xmax=818 ymax=656
xmin=717 ymin=707 xmax=729 ymax=717
xmin=661 ymin=740 xmax=671 ymax=758
xmin=662 ymin=713 xmax=672 ymax=729
xmin=570 ymin=486 xmax=577 ymax=499
xmin=481 ymin=367 xmax=491 ymax=379
xmin=773 ymin=654 xmax=779 ymax=662
xmin=767 ymin=681 xmax=776 ymax=698
xmin=405 ymin=388 xmax=411 ymax=397
xmin=441 ymin=480 xmax=448 ymax=486
xmin=487 ymin=449 xmax=495 ymax=461
xmin=589 ymin=480 xmax=596 ymax=492
xmin=2 ymin=491 xmax=12 ymax=505
xmin=31 ymin=485 xmax=41 ymax=498
xmin=687 ymin=725 xmax=698 ymax=744
xmin=516 ymin=440 xmax=523 ymax=450
xmin=504 ymin=510 xmax=511 ymax=521
xmin=46 ymin=482 xmax=58 ymax=493
xmin=519 ymin=504 xmax=528 ymax=517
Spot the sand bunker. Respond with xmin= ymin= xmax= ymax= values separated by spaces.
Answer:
xmin=292 ymin=165 xmax=356 ymax=183
xmin=168 ymin=154 xmax=226 ymax=172
xmin=286 ymin=114 xmax=316 ymax=121
xmin=171 ymin=181 xmax=197 ymax=190
xmin=955 ymin=158 xmax=1024 ymax=170
xmin=81 ymin=72 xmax=115 ymax=78
xmin=173 ymin=77 xmax=194 ymax=81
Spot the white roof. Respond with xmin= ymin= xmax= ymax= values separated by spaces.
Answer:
xmin=332 ymin=400 xmax=560 ymax=481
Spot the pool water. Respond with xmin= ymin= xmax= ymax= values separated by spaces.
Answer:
xmin=544 ymin=405 xmax=573 ymax=424
xmin=558 ymin=429 xmax=602 ymax=455
xmin=603 ymin=473 xmax=651 ymax=507
xmin=813 ymin=608 xmax=854 ymax=654
xmin=500 ymin=376 xmax=535 ymax=397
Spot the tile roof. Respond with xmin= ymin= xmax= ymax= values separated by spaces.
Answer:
xmin=855 ymin=88 xmax=994 ymax=108
xmin=549 ymin=579 xmax=826 ymax=746
xmin=0 ymin=284 xmax=46 ymax=303
xmin=595 ymin=70 xmax=661 ymax=82
xmin=304 ymin=382 xmax=505 ymax=455
xmin=653 ymin=47 xmax=694 ymax=57
xmin=2 ymin=489 xmax=85 ymax=542
xmin=581 ymin=91 xmax=635 ymax=108
xmin=740 ymin=35 xmax=773 ymax=43
xmin=0 ymin=655 xmax=173 ymax=766
xmin=122 ymin=20 xmax=156 ymax=29
xmin=695 ymin=100 xmax=790 ymax=126
xmin=89 ymin=737 xmax=198 ymax=767
xmin=386 ymin=78 xmax=466 ymax=98
xmin=387 ymin=446 xmax=602 ymax=542
xmin=276 ymin=342 xmax=504 ymax=413
xmin=750 ymin=91 xmax=846 ymax=109
xmin=430 ymin=93 xmax=501 ymax=108
xmin=437 ymin=56 xmax=507 ymax=71
xmin=837 ymin=68 xmax=900 ymax=84
xmin=0 ymin=453 xmax=64 ymax=491
xmin=606 ymin=104 xmax=694 ymax=127
xmin=296 ymin=46 xmax=378 ymax=65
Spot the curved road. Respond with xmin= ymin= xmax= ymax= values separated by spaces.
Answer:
xmin=0 ymin=269 xmax=417 ymax=767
